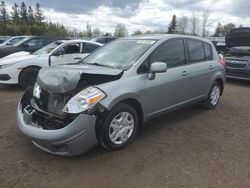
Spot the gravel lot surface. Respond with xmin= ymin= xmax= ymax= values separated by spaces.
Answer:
xmin=0 ymin=80 xmax=249 ymax=188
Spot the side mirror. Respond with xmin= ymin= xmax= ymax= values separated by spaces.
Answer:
xmin=148 ymin=62 xmax=167 ymax=80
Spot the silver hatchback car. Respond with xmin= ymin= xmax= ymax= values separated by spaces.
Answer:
xmin=17 ymin=35 xmax=226 ymax=156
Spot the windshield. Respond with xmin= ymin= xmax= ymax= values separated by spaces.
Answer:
xmin=13 ymin=37 xmax=31 ymax=47
xmin=33 ymin=41 xmax=63 ymax=55
xmin=83 ymin=39 xmax=156 ymax=69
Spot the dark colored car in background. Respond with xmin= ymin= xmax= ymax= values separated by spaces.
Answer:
xmin=0 ymin=36 xmax=66 ymax=59
xmin=225 ymin=28 xmax=250 ymax=81
xmin=91 ymin=37 xmax=117 ymax=44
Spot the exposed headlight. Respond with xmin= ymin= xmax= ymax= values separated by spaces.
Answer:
xmin=33 ymin=83 xmax=41 ymax=99
xmin=0 ymin=63 xmax=16 ymax=69
xmin=63 ymin=86 xmax=106 ymax=114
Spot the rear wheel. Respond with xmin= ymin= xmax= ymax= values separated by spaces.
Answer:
xmin=203 ymin=82 xmax=221 ymax=109
xmin=19 ymin=67 xmax=40 ymax=89
xmin=97 ymin=103 xmax=139 ymax=151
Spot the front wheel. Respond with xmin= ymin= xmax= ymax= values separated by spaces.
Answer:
xmin=203 ymin=82 xmax=221 ymax=109
xmin=97 ymin=103 xmax=139 ymax=151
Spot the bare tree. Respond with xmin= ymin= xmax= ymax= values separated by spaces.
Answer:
xmin=201 ymin=9 xmax=210 ymax=37
xmin=177 ymin=16 xmax=188 ymax=34
xmin=191 ymin=12 xmax=199 ymax=36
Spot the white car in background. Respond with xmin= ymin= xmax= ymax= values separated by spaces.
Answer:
xmin=0 ymin=39 xmax=102 ymax=88
xmin=0 ymin=36 xmax=28 ymax=46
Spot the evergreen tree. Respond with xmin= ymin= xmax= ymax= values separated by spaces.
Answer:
xmin=35 ymin=3 xmax=44 ymax=23
xmin=20 ymin=2 xmax=28 ymax=22
xmin=213 ymin=22 xmax=223 ymax=37
xmin=27 ymin=6 xmax=35 ymax=24
xmin=11 ymin=3 xmax=19 ymax=23
xmin=0 ymin=1 xmax=9 ymax=23
xmin=168 ymin=14 xmax=177 ymax=34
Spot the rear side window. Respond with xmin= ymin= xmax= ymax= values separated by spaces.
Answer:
xmin=83 ymin=43 xmax=99 ymax=53
xmin=203 ymin=43 xmax=213 ymax=60
xmin=150 ymin=39 xmax=186 ymax=68
xmin=187 ymin=40 xmax=205 ymax=63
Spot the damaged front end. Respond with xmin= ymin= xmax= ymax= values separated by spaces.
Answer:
xmin=16 ymin=65 xmax=123 ymax=156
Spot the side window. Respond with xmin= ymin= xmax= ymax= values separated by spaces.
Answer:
xmin=150 ymin=39 xmax=186 ymax=68
xmin=24 ymin=38 xmax=44 ymax=48
xmin=96 ymin=38 xmax=105 ymax=44
xmin=83 ymin=43 xmax=99 ymax=53
xmin=187 ymin=40 xmax=206 ymax=63
xmin=203 ymin=42 xmax=212 ymax=60
xmin=138 ymin=39 xmax=186 ymax=73
xmin=63 ymin=43 xmax=81 ymax=54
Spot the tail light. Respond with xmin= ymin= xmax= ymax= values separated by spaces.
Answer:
xmin=219 ymin=59 xmax=226 ymax=68
xmin=218 ymin=54 xmax=226 ymax=68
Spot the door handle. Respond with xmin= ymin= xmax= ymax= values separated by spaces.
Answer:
xmin=209 ymin=65 xmax=215 ymax=69
xmin=181 ymin=71 xmax=189 ymax=76
xmin=74 ymin=57 xmax=82 ymax=60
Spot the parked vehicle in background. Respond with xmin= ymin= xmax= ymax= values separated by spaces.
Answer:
xmin=17 ymin=35 xmax=225 ymax=156
xmin=0 ymin=40 xmax=102 ymax=88
xmin=0 ymin=36 xmax=66 ymax=59
xmin=91 ymin=37 xmax=117 ymax=44
xmin=224 ymin=28 xmax=250 ymax=81
xmin=209 ymin=37 xmax=227 ymax=54
xmin=0 ymin=36 xmax=28 ymax=46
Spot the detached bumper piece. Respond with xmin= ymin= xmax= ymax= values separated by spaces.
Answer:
xmin=0 ymin=74 xmax=11 ymax=81
xmin=16 ymin=88 xmax=98 ymax=156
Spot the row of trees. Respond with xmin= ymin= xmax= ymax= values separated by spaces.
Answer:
xmin=133 ymin=11 xmax=237 ymax=37
xmin=0 ymin=1 xmax=69 ymax=36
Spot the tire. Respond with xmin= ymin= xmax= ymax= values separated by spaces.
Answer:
xmin=202 ymin=81 xmax=221 ymax=109
xmin=19 ymin=67 xmax=40 ymax=89
xmin=97 ymin=103 xmax=139 ymax=151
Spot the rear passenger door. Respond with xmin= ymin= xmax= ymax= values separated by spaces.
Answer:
xmin=138 ymin=38 xmax=192 ymax=117
xmin=185 ymin=39 xmax=215 ymax=98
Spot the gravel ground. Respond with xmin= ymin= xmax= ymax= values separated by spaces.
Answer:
xmin=0 ymin=80 xmax=249 ymax=188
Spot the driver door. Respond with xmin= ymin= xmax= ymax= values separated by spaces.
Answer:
xmin=138 ymin=39 xmax=192 ymax=118
xmin=51 ymin=43 xmax=83 ymax=65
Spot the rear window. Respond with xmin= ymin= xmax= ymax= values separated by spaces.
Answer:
xmin=83 ymin=43 xmax=99 ymax=53
xmin=203 ymin=43 xmax=213 ymax=60
xmin=187 ymin=40 xmax=205 ymax=63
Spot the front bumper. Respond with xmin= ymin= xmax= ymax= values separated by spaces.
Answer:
xmin=16 ymin=99 xmax=98 ymax=156
xmin=0 ymin=67 xmax=20 ymax=84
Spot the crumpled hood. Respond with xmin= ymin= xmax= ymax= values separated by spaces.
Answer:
xmin=37 ymin=64 xmax=123 ymax=93
xmin=226 ymin=28 xmax=250 ymax=47
xmin=0 ymin=53 xmax=38 ymax=65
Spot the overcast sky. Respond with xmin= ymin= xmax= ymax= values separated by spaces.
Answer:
xmin=5 ymin=0 xmax=250 ymax=35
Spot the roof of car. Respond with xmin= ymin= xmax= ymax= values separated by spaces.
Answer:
xmin=63 ymin=39 xmax=103 ymax=46
xmin=125 ymin=34 xmax=212 ymax=43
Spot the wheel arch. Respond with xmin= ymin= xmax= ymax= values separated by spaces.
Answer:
xmin=18 ymin=65 xmax=41 ymax=84
xmin=214 ymin=78 xmax=224 ymax=95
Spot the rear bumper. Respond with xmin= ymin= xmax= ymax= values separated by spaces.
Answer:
xmin=16 ymin=99 xmax=98 ymax=156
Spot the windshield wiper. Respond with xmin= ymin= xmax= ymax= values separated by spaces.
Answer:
xmin=86 ymin=62 xmax=116 ymax=69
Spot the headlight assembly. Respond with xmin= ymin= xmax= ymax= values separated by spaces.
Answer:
xmin=0 ymin=62 xmax=16 ymax=69
xmin=63 ymin=86 xmax=106 ymax=114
